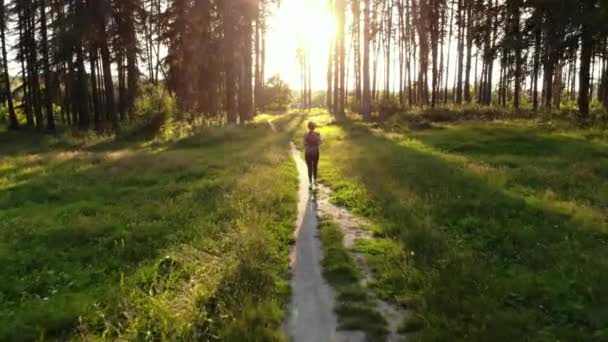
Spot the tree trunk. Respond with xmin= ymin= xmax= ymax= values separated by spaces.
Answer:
xmin=463 ymin=5 xmax=473 ymax=103
xmin=444 ymin=0 xmax=455 ymax=103
xmin=254 ymin=10 xmax=261 ymax=113
xmin=430 ymin=0 xmax=439 ymax=107
xmin=239 ymin=12 xmax=254 ymax=122
xmin=118 ymin=50 xmax=127 ymax=120
xmin=97 ymin=2 xmax=117 ymax=129
xmin=353 ymin=0 xmax=362 ymax=104
xmin=338 ymin=0 xmax=346 ymax=117
xmin=89 ymin=46 xmax=102 ymax=130
xmin=512 ymin=3 xmax=522 ymax=109
xmin=578 ymin=2 xmax=595 ymax=124
xmin=223 ymin=0 xmax=238 ymax=124
xmin=75 ymin=46 xmax=90 ymax=128
xmin=40 ymin=0 xmax=54 ymax=130
xmin=362 ymin=0 xmax=371 ymax=120
xmin=1 ymin=0 xmax=17 ymax=130
xmin=529 ymin=20 xmax=540 ymax=111
xmin=384 ymin=0 xmax=392 ymax=99
xmin=25 ymin=1 xmax=43 ymax=129
xmin=455 ymin=0 xmax=464 ymax=104
xmin=120 ymin=1 xmax=138 ymax=115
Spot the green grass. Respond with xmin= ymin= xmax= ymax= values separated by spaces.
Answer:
xmin=318 ymin=219 xmax=388 ymax=341
xmin=276 ymin=110 xmax=608 ymax=341
xmin=0 ymin=121 xmax=297 ymax=341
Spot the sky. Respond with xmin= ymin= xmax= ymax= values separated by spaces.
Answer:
xmin=265 ymin=0 xmax=334 ymax=91
xmin=264 ymin=0 xmax=469 ymax=93
xmin=263 ymin=0 xmax=501 ymax=93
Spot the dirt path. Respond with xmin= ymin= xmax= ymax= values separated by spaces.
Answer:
xmin=278 ymin=119 xmax=407 ymax=341
xmin=284 ymin=143 xmax=365 ymax=342
xmin=316 ymin=184 xmax=409 ymax=342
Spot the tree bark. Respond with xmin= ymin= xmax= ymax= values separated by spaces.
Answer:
xmin=1 ymin=0 xmax=17 ymax=130
xmin=532 ymin=27 xmax=541 ymax=112
xmin=40 ymin=0 xmax=54 ymax=130
xmin=455 ymin=0 xmax=464 ymax=104
xmin=89 ymin=46 xmax=102 ymax=130
xmin=577 ymin=1 xmax=595 ymax=124
xmin=338 ymin=0 xmax=346 ymax=117
xmin=239 ymin=8 xmax=254 ymax=122
xmin=362 ymin=0 xmax=371 ymax=120
xmin=223 ymin=0 xmax=238 ymax=124
xmin=463 ymin=5 xmax=473 ymax=103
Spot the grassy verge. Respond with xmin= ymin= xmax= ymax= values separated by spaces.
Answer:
xmin=318 ymin=219 xmax=387 ymax=341
xmin=0 ymin=121 xmax=297 ymax=341
xmin=276 ymin=110 xmax=608 ymax=341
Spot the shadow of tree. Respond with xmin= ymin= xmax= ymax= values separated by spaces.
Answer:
xmin=0 ymin=121 xmax=294 ymax=340
xmin=319 ymin=119 xmax=608 ymax=340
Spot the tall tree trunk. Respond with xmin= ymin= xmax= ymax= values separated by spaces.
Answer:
xmin=532 ymin=27 xmax=541 ymax=112
xmin=1 ymin=0 xmax=17 ymax=130
xmin=121 ymin=1 xmax=139 ymax=115
xmin=353 ymin=0 xmax=362 ymax=104
xmin=444 ymin=0 xmax=455 ymax=103
xmin=89 ymin=46 xmax=102 ymax=130
xmin=362 ymin=0 xmax=371 ymax=120
xmin=25 ymin=1 xmax=43 ymax=129
xmin=512 ymin=2 xmax=522 ymax=109
xmin=118 ymin=50 xmax=127 ymax=120
xmin=601 ymin=40 xmax=608 ymax=111
xmin=438 ymin=2 xmax=446 ymax=103
xmin=239 ymin=12 xmax=254 ymax=122
xmin=223 ymin=0 xmax=238 ymax=124
xmin=254 ymin=9 xmax=261 ymax=113
xmin=333 ymin=32 xmax=340 ymax=114
xmin=384 ymin=0 xmax=392 ymax=99
xmin=455 ymin=0 xmax=464 ymax=104
xmin=76 ymin=54 xmax=89 ymax=126
xmin=40 ymin=0 xmax=54 ymax=130
xmin=97 ymin=1 xmax=117 ymax=128
xmin=338 ymin=0 xmax=346 ymax=117
xmin=430 ymin=0 xmax=440 ymax=108
xmin=18 ymin=11 xmax=33 ymax=128
xmin=463 ymin=5 xmax=473 ymax=103
xmin=578 ymin=1 xmax=596 ymax=124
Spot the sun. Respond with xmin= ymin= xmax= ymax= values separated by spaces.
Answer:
xmin=296 ymin=3 xmax=336 ymax=49
xmin=265 ymin=0 xmax=336 ymax=90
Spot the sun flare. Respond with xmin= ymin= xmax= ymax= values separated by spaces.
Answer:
xmin=265 ymin=0 xmax=336 ymax=90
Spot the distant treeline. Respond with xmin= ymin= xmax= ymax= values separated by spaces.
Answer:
xmin=325 ymin=0 xmax=608 ymax=124
xmin=2 ymin=0 xmax=277 ymax=132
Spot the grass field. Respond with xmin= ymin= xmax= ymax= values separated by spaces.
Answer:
xmin=0 ymin=120 xmax=297 ymax=341
xmin=276 ymin=110 xmax=608 ymax=341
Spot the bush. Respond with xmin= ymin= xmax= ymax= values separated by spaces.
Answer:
xmin=258 ymin=75 xmax=292 ymax=112
xmin=122 ymin=84 xmax=183 ymax=140
xmin=375 ymin=95 xmax=402 ymax=117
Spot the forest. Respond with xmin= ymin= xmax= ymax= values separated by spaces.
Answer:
xmin=0 ymin=0 xmax=606 ymax=131
xmin=1 ymin=0 xmax=607 ymax=341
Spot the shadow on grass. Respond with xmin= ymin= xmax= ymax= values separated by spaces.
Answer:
xmin=322 ymin=119 xmax=608 ymax=340
xmin=0 ymin=122 xmax=293 ymax=341
xmin=409 ymin=124 xmax=608 ymax=225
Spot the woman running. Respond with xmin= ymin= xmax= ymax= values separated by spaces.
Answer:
xmin=303 ymin=122 xmax=321 ymax=188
